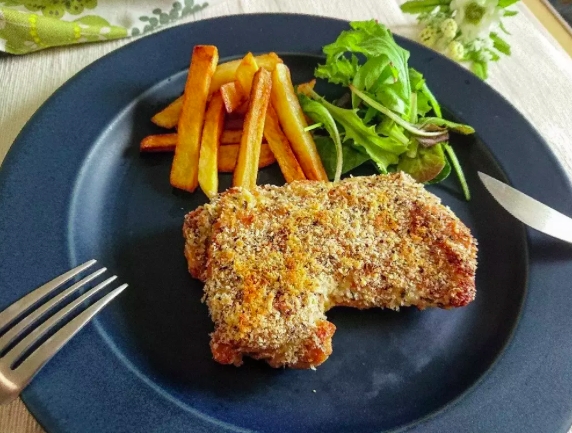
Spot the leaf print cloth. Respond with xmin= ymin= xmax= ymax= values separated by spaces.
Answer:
xmin=0 ymin=0 xmax=213 ymax=54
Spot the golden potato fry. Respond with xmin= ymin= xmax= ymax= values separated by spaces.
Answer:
xmin=235 ymin=52 xmax=259 ymax=96
xmin=150 ymin=54 xmax=283 ymax=129
xmin=271 ymin=64 xmax=328 ymax=181
xmin=151 ymin=96 xmax=184 ymax=129
xmin=140 ymin=138 xmax=273 ymax=171
xmin=140 ymin=130 xmax=243 ymax=153
xmin=198 ymin=93 xmax=225 ymax=198
xmin=263 ymin=104 xmax=306 ymax=183
xmin=210 ymin=52 xmax=283 ymax=94
xmin=220 ymin=82 xmax=247 ymax=114
xmin=218 ymin=143 xmax=276 ymax=172
xmin=221 ymin=129 xmax=242 ymax=144
xmin=233 ymin=68 xmax=272 ymax=189
xmin=140 ymin=133 xmax=177 ymax=152
xmin=170 ymin=45 xmax=219 ymax=192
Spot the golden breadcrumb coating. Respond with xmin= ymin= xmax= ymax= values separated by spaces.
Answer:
xmin=183 ymin=173 xmax=477 ymax=369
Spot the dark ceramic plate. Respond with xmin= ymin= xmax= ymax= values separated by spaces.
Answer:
xmin=1 ymin=14 xmax=572 ymax=433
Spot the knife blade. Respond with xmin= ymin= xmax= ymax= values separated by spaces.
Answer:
xmin=478 ymin=171 xmax=572 ymax=244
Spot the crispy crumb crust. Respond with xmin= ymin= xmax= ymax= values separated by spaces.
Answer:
xmin=183 ymin=173 xmax=478 ymax=368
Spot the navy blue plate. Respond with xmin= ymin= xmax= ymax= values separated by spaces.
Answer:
xmin=1 ymin=14 xmax=572 ymax=433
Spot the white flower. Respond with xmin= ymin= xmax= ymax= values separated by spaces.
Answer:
xmin=470 ymin=37 xmax=493 ymax=52
xmin=450 ymin=0 xmax=501 ymax=42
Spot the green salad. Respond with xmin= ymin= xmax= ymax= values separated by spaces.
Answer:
xmin=298 ymin=20 xmax=475 ymax=200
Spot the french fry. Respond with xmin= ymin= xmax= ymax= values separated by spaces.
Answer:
xmin=221 ymin=129 xmax=242 ymax=144
xmin=233 ymin=68 xmax=272 ymax=189
xmin=271 ymin=64 xmax=328 ymax=181
xmin=264 ymin=104 xmax=306 ymax=183
xmin=151 ymin=96 xmax=184 ymax=129
xmin=140 ymin=130 xmax=245 ymax=152
xmin=150 ymin=54 xmax=283 ymax=129
xmin=210 ymin=52 xmax=283 ymax=94
xmin=170 ymin=45 xmax=219 ymax=192
xmin=198 ymin=93 xmax=225 ymax=198
xmin=235 ymin=52 xmax=259 ymax=96
xmin=220 ymin=82 xmax=247 ymax=113
xmin=140 ymin=133 xmax=178 ymax=152
xmin=219 ymin=143 xmax=276 ymax=172
xmin=140 ymin=139 xmax=274 ymax=170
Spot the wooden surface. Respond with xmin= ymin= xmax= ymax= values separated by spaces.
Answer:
xmin=1 ymin=0 xmax=572 ymax=432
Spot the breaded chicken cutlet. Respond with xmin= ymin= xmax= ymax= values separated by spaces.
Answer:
xmin=183 ymin=173 xmax=477 ymax=369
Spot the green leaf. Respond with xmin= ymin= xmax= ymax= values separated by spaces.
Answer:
xmin=377 ymin=118 xmax=410 ymax=145
xmin=408 ymin=68 xmax=441 ymax=117
xmin=397 ymin=143 xmax=447 ymax=182
xmin=299 ymin=95 xmax=344 ymax=182
xmin=503 ymin=10 xmax=518 ymax=17
xmin=443 ymin=143 xmax=471 ymax=200
xmin=490 ymin=32 xmax=511 ymax=55
xmin=316 ymin=20 xmax=411 ymax=106
xmin=351 ymin=56 xmax=391 ymax=109
xmin=350 ymin=85 xmax=447 ymax=137
xmin=306 ymin=89 xmax=408 ymax=154
xmin=400 ymin=0 xmax=450 ymax=14
xmin=416 ymin=91 xmax=433 ymax=117
xmin=470 ymin=61 xmax=488 ymax=79
xmin=499 ymin=21 xmax=512 ymax=35
xmin=314 ymin=137 xmax=371 ymax=180
xmin=426 ymin=156 xmax=452 ymax=184
xmin=315 ymin=55 xmax=359 ymax=86
xmin=419 ymin=117 xmax=475 ymax=134
xmin=498 ymin=0 xmax=519 ymax=8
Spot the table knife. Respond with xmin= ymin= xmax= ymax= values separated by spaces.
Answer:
xmin=478 ymin=171 xmax=572 ymax=244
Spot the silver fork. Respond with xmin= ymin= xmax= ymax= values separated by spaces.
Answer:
xmin=0 ymin=260 xmax=127 ymax=405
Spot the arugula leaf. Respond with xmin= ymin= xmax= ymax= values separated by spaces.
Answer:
xmin=400 ymin=0 xmax=450 ymax=14
xmin=350 ymin=85 xmax=447 ymax=137
xmin=426 ymin=156 xmax=451 ymax=184
xmin=503 ymin=10 xmax=518 ymax=17
xmin=306 ymin=88 xmax=408 ymax=154
xmin=316 ymin=20 xmax=411 ymax=111
xmin=377 ymin=118 xmax=409 ymax=145
xmin=419 ymin=117 xmax=475 ymax=134
xmin=299 ymin=95 xmax=343 ymax=181
xmin=397 ymin=143 xmax=447 ymax=182
xmin=352 ymin=56 xmax=391 ymax=109
xmin=315 ymin=55 xmax=359 ymax=86
xmin=314 ymin=137 xmax=371 ymax=180
xmin=409 ymin=68 xmax=442 ymax=117
xmin=362 ymin=141 xmax=400 ymax=173
xmin=490 ymin=32 xmax=511 ymax=55
xmin=444 ymin=143 xmax=470 ymax=200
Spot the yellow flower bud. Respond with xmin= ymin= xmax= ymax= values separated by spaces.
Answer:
xmin=419 ymin=26 xmax=438 ymax=48
xmin=447 ymin=40 xmax=465 ymax=61
xmin=440 ymin=18 xmax=458 ymax=40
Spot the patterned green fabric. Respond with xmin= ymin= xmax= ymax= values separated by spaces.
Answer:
xmin=0 ymin=0 xmax=210 ymax=54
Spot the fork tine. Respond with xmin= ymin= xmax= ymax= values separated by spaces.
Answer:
xmin=0 ymin=260 xmax=97 ymax=334
xmin=2 ymin=276 xmax=117 ymax=367
xmin=0 ymin=268 xmax=107 ymax=354
xmin=13 ymin=284 xmax=127 ymax=388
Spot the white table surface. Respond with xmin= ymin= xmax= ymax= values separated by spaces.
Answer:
xmin=1 ymin=0 xmax=572 ymax=432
